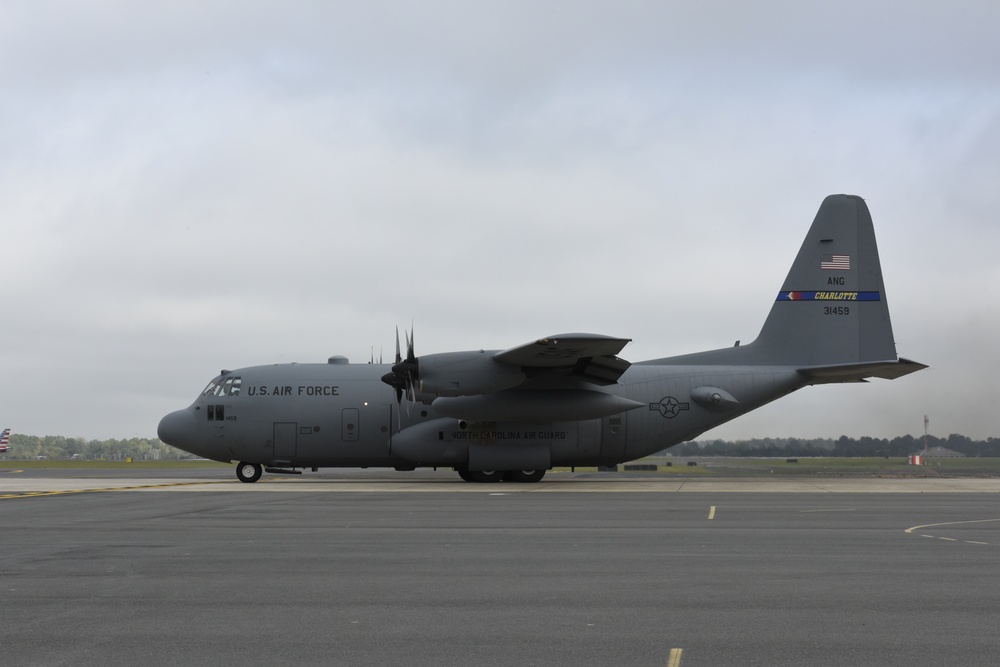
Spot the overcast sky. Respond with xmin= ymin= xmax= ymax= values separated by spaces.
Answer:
xmin=2 ymin=1 xmax=998 ymax=442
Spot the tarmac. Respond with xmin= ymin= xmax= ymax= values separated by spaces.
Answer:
xmin=2 ymin=468 xmax=999 ymax=666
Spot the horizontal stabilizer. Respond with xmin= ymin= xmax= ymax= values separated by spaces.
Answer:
xmin=798 ymin=357 xmax=927 ymax=384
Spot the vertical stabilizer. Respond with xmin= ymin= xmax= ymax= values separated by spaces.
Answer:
xmin=752 ymin=194 xmax=898 ymax=366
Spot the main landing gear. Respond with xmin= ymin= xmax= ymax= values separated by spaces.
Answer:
xmin=455 ymin=469 xmax=546 ymax=483
xmin=236 ymin=461 xmax=262 ymax=483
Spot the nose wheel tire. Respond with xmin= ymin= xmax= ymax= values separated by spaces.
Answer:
xmin=236 ymin=462 xmax=263 ymax=483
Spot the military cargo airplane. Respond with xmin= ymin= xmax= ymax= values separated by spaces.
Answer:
xmin=158 ymin=194 xmax=925 ymax=483
xmin=0 ymin=428 xmax=10 ymax=453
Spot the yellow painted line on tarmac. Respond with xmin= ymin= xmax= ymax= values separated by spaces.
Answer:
xmin=707 ymin=505 xmax=716 ymax=520
xmin=667 ymin=647 xmax=684 ymax=666
xmin=0 ymin=481 xmax=220 ymax=500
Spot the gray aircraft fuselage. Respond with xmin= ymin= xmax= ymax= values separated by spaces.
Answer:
xmin=159 ymin=359 xmax=802 ymax=469
xmin=158 ymin=195 xmax=924 ymax=482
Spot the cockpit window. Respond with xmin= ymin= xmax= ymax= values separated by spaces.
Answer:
xmin=221 ymin=377 xmax=241 ymax=396
xmin=201 ymin=376 xmax=241 ymax=397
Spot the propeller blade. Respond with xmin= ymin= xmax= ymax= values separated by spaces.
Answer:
xmin=405 ymin=371 xmax=416 ymax=416
xmin=405 ymin=326 xmax=415 ymax=362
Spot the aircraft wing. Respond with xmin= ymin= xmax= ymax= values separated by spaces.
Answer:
xmin=493 ymin=334 xmax=632 ymax=385
xmin=427 ymin=334 xmax=638 ymax=421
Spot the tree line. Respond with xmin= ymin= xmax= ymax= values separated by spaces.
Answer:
xmin=2 ymin=434 xmax=192 ymax=461
xmin=668 ymin=433 xmax=1000 ymax=458
xmin=3 ymin=432 xmax=999 ymax=462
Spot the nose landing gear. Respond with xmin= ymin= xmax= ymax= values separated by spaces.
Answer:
xmin=236 ymin=461 xmax=262 ymax=483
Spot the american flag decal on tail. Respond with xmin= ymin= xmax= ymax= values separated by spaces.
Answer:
xmin=820 ymin=254 xmax=850 ymax=270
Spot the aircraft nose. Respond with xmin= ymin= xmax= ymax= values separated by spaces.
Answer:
xmin=157 ymin=409 xmax=196 ymax=450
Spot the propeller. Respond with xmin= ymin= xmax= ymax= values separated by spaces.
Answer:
xmin=381 ymin=325 xmax=419 ymax=408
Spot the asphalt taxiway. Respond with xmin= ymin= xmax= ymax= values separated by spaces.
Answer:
xmin=2 ymin=469 xmax=999 ymax=666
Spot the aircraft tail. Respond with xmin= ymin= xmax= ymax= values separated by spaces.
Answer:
xmin=0 ymin=428 xmax=10 ymax=453
xmin=750 ymin=194 xmax=923 ymax=378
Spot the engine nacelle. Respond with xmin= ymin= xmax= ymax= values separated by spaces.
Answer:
xmin=432 ymin=389 xmax=645 ymax=422
xmin=391 ymin=418 xmax=469 ymax=466
xmin=415 ymin=351 xmax=526 ymax=397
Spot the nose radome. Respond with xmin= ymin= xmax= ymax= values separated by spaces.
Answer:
xmin=157 ymin=409 xmax=196 ymax=450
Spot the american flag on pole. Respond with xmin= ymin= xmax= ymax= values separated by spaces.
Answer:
xmin=820 ymin=254 xmax=850 ymax=270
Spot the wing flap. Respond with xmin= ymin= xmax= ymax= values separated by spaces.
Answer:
xmin=494 ymin=334 xmax=632 ymax=384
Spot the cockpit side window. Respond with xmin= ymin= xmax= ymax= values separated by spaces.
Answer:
xmin=204 ymin=376 xmax=241 ymax=420
xmin=221 ymin=377 xmax=241 ymax=396
xmin=202 ymin=376 xmax=241 ymax=398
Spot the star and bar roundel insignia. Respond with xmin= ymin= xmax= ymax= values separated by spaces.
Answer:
xmin=649 ymin=396 xmax=690 ymax=419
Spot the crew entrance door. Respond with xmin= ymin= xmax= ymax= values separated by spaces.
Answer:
xmin=273 ymin=422 xmax=297 ymax=458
